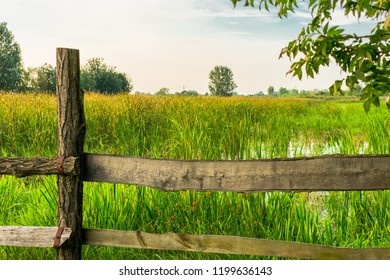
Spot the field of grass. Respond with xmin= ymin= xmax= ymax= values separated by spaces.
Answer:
xmin=0 ymin=93 xmax=389 ymax=259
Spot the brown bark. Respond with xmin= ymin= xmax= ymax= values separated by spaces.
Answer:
xmin=56 ymin=48 xmax=86 ymax=260
xmin=0 ymin=157 xmax=79 ymax=177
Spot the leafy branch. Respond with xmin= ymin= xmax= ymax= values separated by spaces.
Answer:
xmin=232 ymin=0 xmax=390 ymax=112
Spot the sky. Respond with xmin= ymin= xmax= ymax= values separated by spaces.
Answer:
xmin=1 ymin=0 xmax=375 ymax=95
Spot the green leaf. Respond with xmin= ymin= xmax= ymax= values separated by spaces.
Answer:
xmin=323 ymin=22 xmax=329 ymax=34
xmin=309 ymin=0 xmax=317 ymax=9
xmin=372 ymin=95 xmax=380 ymax=107
xmin=345 ymin=75 xmax=357 ymax=90
xmin=366 ymin=51 xmax=373 ymax=62
xmin=264 ymin=0 xmax=269 ymax=11
xmin=363 ymin=98 xmax=371 ymax=113
xmin=321 ymin=44 xmax=327 ymax=56
xmin=360 ymin=90 xmax=371 ymax=100
xmin=328 ymin=83 xmax=336 ymax=96
xmin=356 ymin=70 xmax=365 ymax=81
xmin=306 ymin=65 xmax=314 ymax=78
xmin=327 ymin=25 xmax=344 ymax=37
xmin=329 ymin=80 xmax=343 ymax=96
xmin=296 ymin=68 xmax=303 ymax=80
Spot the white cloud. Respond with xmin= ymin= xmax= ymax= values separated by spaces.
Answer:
xmin=330 ymin=9 xmax=374 ymax=26
xmin=288 ymin=6 xmax=375 ymax=27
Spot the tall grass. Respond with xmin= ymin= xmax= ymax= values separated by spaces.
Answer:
xmin=0 ymin=93 xmax=389 ymax=259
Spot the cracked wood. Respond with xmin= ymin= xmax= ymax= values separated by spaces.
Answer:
xmin=0 ymin=156 xmax=79 ymax=177
xmin=83 ymin=153 xmax=390 ymax=192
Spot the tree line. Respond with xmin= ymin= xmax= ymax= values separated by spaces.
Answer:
xmin=0 ymin=21 xmax=237 ymax=97
xmin=0 ymin=22 xmax=132 ymax=94
xmin=154 ymin=65 xmax=238 ymax=97
xmin=1 ymin=21 xmax=234 ymax=96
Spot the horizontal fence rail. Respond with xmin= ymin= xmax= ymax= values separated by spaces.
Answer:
xmin=1 ymin=226 xmax=388 ymax=260
xmin=2 ymin=154 xmax=390 ymax=193
xmin=3 ymin=153 xmax=390 ymax=193
xmin=83 ymin=153 xmax=390 ymax=192
xmin=0 ymin=157 xmax=79 ymax=177
xmin=0 ymin=227 xmax=72 ymax=248
xmin=82 ymin=229 xmax=390 ymax=260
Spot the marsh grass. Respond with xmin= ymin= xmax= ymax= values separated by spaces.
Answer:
xmin=0 ymin=93 xmax=389 ymax=259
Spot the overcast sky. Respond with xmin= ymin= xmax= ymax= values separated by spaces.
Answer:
xmin=1 ymin=0 xmax=375 ymax=94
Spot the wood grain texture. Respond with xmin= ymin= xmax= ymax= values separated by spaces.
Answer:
xmin=56 ymin=48 xmax=86 ymax=260
xmin=0 ymin=226 xmax=72 ymax=248
xmin=83 ymin=153 xmax=390 ymax=192
xmin=0 ymin=156 xmax=79 ymax=177
xmin=82 ymin=229 xmax=390 ymax=260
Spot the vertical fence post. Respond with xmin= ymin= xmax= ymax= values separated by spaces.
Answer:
xmin=56 ymin=48 xmax=86 ymax=260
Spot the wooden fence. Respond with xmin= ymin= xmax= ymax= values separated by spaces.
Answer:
xmin=0 ymin=48 xmax=389 ymax=260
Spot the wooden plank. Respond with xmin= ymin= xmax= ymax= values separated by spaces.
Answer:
xmin=0 ymin=226 xmax=72 ymax=248
xmin=83 ymin=153 xmax=390 ymax=192
xmin=0 ymin=156 xmax=79 ymax=177
xmin=56 ymin=48 xmax=86 ymax=260
xmin=82 ymin=229 xmax=390 ymax=260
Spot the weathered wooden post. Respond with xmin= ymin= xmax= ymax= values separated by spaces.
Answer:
xmin=56 ymin=48 xmax=86 ymax=260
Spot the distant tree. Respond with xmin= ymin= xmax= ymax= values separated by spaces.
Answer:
xmin=81 ymin=57 xmax=133 ymax=94
xmin=116 ymin=72 xmax=132 ymax=93
xmin=279 ymin=87 xmax=289 ymax=95
xmin=232 ymin=0 xmax=390 ymax=112
xmin=20 ymin=64 xmax=56 ymax=93
xmin=155 ymin=87 xmax=170 ymax=96
xmin=267 ymin=86 xmax=275 ymax=95
xmin=208 ymin=65 xmax=237 ymax=96
xmin=176 ymin=90 xmax=199 ymax=96
xmin=18 ymin=68 xmax=33 ymax=92
xmin=250 ymin=91 xmax=265 ymax=97
xmin=187 ymin=90 xmax=199 ymax=96
xmin=34 ymin=64 xmax=56 ymax=93
xmin=299 ymin=90 xmax=311 ymax=97
xmin=256 ymin=91 xmax=265 ymax=96
xmin=0 ymin=22 xmax=23 ymax=91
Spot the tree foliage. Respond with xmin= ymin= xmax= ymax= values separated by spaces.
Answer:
xmin=267 ymin=85 xmax=275 ymax=95
xmin=232 ymin=0 xmax=390 ymax=112
xmin=176 ymin=89 xmax=199 ymax=96
xmin=0 ymin=22 xmax=23 ymax=91
xmin=155 ymin=87 xmax=170 ymax=96
xmin=209 ymin=65 xmax=237 ymax=96
xmin=81 ymin=57 xmax=133 ymax=94
xmin=36 ymin=63 xmax=56 ymax=93
xmin=27 ymin=63 xmax=56 ymax=93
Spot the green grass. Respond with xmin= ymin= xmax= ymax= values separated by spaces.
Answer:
xmin=0 ymin=93 xmax=389 ymax=259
